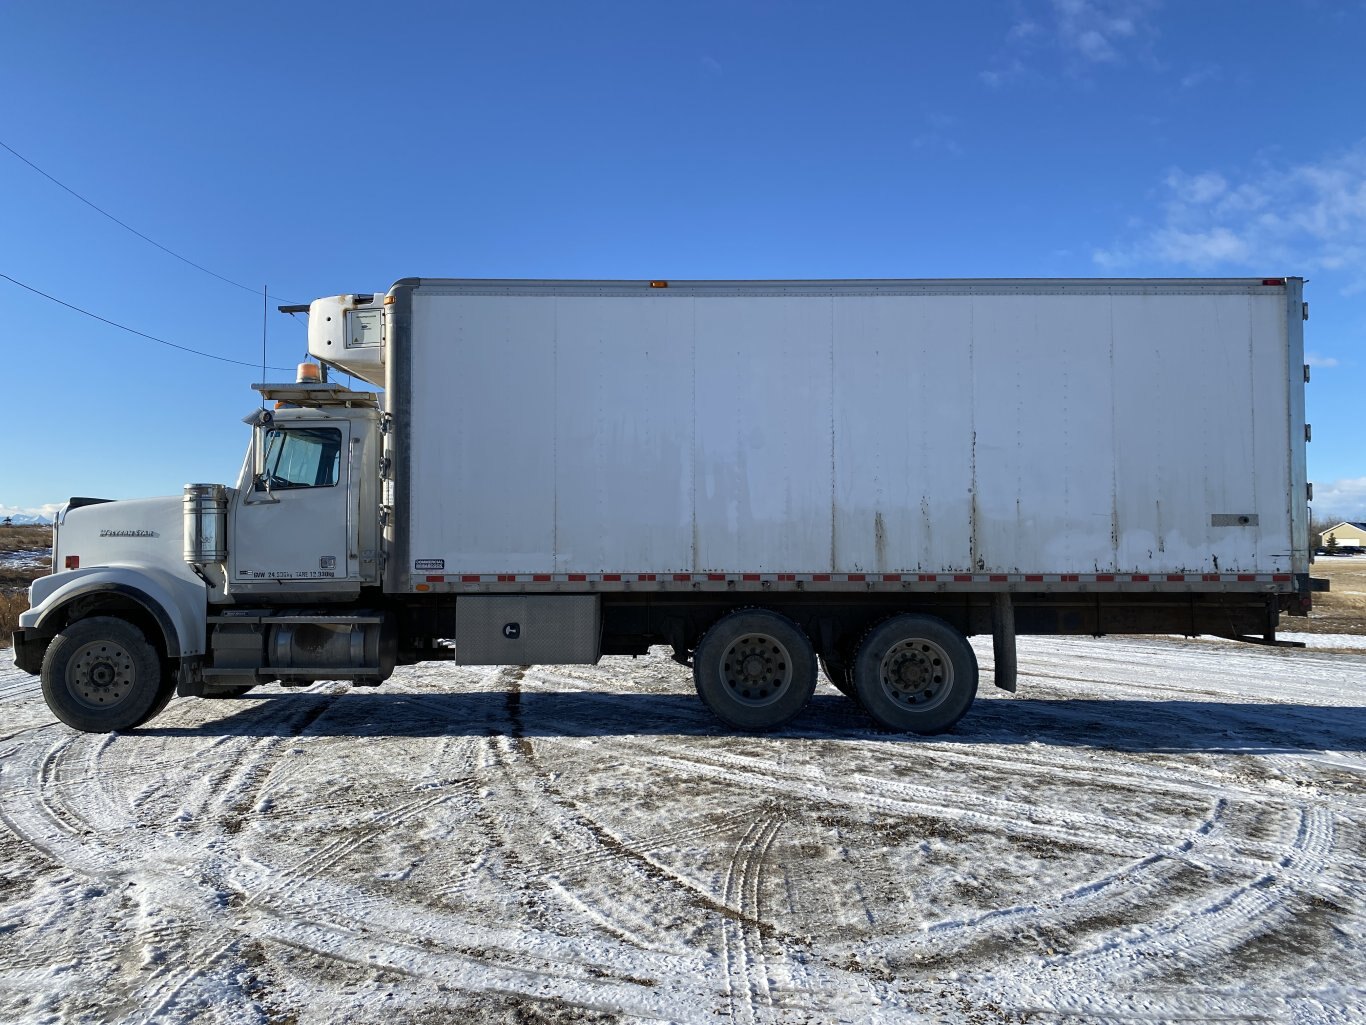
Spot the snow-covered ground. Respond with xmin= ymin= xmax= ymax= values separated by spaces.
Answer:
xmin=1 ymin=637 xmax=1364 ymax=1024
xmin=0 ymin=548 xmax=49 ymax=572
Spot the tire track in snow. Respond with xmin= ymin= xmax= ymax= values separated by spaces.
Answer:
xmin=997 ymin=804 xmax=1339 ymax=1006
xmin=472 ymin=731 xmax=691 ymax=950
xmin=600 ymin=726 xmax=1359 ymax=974
xmin=248 ymin=779 xmax=478 ymax=911
xmin=718 ymin=813 xmax=777 ymax=1024
xmin=5 ymin=646 xmax=1364 ymax=1023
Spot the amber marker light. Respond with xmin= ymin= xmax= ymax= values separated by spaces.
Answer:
xmin=649 ymin=280 xmax=668 ymax=288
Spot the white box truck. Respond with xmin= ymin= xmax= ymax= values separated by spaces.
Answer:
xmin=14 ymin=277 xmax=1315 ymax=735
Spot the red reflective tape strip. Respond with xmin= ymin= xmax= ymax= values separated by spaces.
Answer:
xmin=461 ymin=574 xmax=480 ymax=583
xmin=742 ymin=573 xmax=761 ymax=581
xmin=883 ymin=573 xmax=902 ymax=582
xmin=1166 ymin=574 xmax=1185 ymax=582
xmin=425 ymin=575 xmax=444 ymax=583
xmin=706 ymin=573 xmax=725 ymax=581
xmin=953 ymin=574 xmax=972 ymax=582
xmin=847 ymin=573 xmax=866 ymax=582
xmin=1273 ymin=574 xmax=1292 ymax=582
xmin=1060 ymin=574 xmax=1079 ymax=582
xmin=673 ymin=573 xmax=690 ymax=581
xmin=812 ymin=573 xmax=831 ymax=582
xmin=1202 ymin=573 xmax=1220 ymax=582
xmin=1096 ymin=574 xmax=1115 ymax=582
xmin=602 ymin=573 xmax=622 ymax=581
xmin=1237 ymin=574 xmax=1256 ymax=582
xmin=638 ymin=573 xmax=656 ymax=581
xmin=989 ymin=574 xmax=1007 ymax=582
xmin=568 ymin=574 xmax=587 ymax=581
xmin=532 ymin=574 xmax=551 ymax=581
xmin=1025 ymin=574 xmax=1043 ymax=582
xmin=919 ymin=574 xmax=936 ymax=582
xmin=778 ymin=574 xmax=796 ymax=582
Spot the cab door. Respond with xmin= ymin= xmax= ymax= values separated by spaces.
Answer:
xmin=231 ymin=420 xmax=356 ymax=592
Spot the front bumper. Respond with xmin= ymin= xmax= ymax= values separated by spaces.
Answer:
xmin=10 ymin=628 xmax=47 ymax=675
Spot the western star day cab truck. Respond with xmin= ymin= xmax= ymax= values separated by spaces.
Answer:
xmin=14 ymin=278 xmax=1314 ymax=734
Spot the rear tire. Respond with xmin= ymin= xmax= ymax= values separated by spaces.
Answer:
xmin=851 ymin=614 xmax=977 ymax=734
xmin=693 ymin=609 xmax=817 ymax=730
xmin=41 ymin=617 xmax=175 ymax=733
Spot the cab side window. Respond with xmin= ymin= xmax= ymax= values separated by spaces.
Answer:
xmin=260 ymin=428 xmax=342 ymax=489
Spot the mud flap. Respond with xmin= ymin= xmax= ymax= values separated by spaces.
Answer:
xmin=992 ymin=592 xmax=1017 ymax=693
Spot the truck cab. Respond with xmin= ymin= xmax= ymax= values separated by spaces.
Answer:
xmin=14 ymin=292 xmax=392 ymax=730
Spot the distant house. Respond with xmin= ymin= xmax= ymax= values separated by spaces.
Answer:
xmin=1317 ymin=521 xmax=1366 ymax=548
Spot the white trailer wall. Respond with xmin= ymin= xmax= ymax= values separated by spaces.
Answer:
xmin=400 ymin=281 xmax=1302 ymax=578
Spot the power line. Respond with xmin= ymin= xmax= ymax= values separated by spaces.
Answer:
xmin=0 ymin=138 xmax=299 ymax=306
xmin=1 ymin=272 xmax=296 ymax=371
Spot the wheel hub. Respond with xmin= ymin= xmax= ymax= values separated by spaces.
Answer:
xmin=67 ymin=641 xmax=136 ymax=706
xmin=720 ymin=634 xmax=792 ymax=705
xmin=879 ymin=639 xmax=950 ymax=707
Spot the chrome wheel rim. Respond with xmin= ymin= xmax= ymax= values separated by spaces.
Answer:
xmin=719 ymin=633 xmax=793 ymax=707
xmin=877 ymin=637 xmax=953 ymax=710
xmin=66 ymin=640 xmax=137 ymax=708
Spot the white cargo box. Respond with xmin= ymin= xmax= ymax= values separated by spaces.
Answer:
xmin=381 ymin=279 xmax=1308 ymax=591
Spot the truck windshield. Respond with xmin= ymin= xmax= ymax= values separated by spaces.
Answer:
xmin=259 ymin=427 xmax=342 ymax=489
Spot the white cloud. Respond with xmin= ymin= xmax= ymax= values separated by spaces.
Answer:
xmin=983 ymin=0 xmax=1158 ymax=82
xmin=1052 ymin=0 xmax=1149 ymax=62
xmin=1305 ymin=352 xmax=1340 ymax=368
xmin=1164 ymin=170 xmax=1227 ymax=204
xmin=1313 ymin=478 xmax=1366 ymax=521
xmin=1093 ymin=143 xmax=1366 ymax=286
xmin=700 ymin=56 xmax=722 ymax=77
xmin=1179 ymin=63 xmax=1221 ymax=89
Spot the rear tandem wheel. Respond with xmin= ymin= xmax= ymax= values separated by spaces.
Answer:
xmin=851 ymin=614 xmax=978 ymax=734
xmin=693 ymin=609 xmax=818 ymax=731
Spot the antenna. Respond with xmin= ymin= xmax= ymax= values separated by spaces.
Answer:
xmin=261 ymin=283 xmax=268 ymax=407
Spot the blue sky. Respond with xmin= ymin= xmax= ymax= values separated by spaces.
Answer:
xmin=2 ymin=0 xmax=1364 ymax=520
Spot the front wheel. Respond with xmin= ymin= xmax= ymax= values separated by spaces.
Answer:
xmin=851 ymin=614 xmax=978 ymax=734
xmin=693 ymin=609 xmax=817 ymax=731
xmin=41 ymin=617 xmax=174 ymax=732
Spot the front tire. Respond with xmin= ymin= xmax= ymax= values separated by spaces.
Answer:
xmin=41 ymin=617 xmax=173 ymax=733
xmin=851 ymin=614 xmax=977 ymax=734
xmin=693 ymin=609 xmax=817 ymax=730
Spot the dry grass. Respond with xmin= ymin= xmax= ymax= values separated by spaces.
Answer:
xmin=1300 ymin=555 xmax=1366 ymax=635
xmin=0 ymin=524 xmax=50 ymax=646
xmin=0 ymin=592 xmax=28 ymax=647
